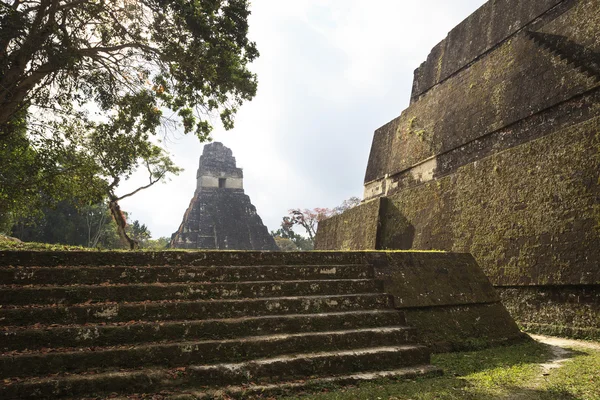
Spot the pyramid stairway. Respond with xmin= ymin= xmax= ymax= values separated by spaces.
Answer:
xmin=0 ymin=251 xmax=439 ymax=399
xmin=525 ymin=30 xmax=600 ymax=83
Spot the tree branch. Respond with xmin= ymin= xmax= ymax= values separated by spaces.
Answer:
xmin=114 ymin=171 xmax=165 ymax=202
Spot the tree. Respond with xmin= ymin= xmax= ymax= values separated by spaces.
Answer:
xmin=271 ymin=228 xmax=312 ymax=251
xmin=333 ymin=196 xmax=361 ymax=214
xmin=284 ymin=208 xmax=335 ymax=244
xmin=273 ymin=236 xmax=298 ymax=252
xmin=278 ymin=197 xmax=362 ymax=249
xmin=0 ymin=0 xmax=258 ymax=137
xmin=11 ymin=201 xmax=124 ymax=248
xmin=143 ymin=236 xmax=170 ymax=250
xmin=0 ymin=108 xmax=105 ymax=232
xmin=128 ymin=220 xmax=151 ymax=247
xmin=0 ymin=0 xmax=259 ymax=243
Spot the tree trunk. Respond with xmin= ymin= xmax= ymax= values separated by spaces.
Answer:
xmin=108 ymin=198 xmax=138 ymax=250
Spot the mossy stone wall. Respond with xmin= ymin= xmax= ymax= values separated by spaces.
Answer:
xmin=411 ymin=0 xmax=564 ymax=100
xmin=314 ymin=199 xmax=382 ymax=250
xmin=372 ymin=252 xmax=525 ymax=352
xmin=320 ymin=0 xmax=600 ymax=339
xmin=497 ymin=286 xmax=600 ymax=340
xmin=365 ymin=0 xmax=600 ymax=189
xmin=380 ymin=115 xmax=600 ymax=287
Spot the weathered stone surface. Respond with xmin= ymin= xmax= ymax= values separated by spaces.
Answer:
xmin=376 ymin=116 xmax=600 ymax=287
xmin=368 ymin=252 xmax=524 ymax=351
xmin=497 ymin=285 xmax=600 ymax=340
xmin=371 ymin=253 xmax=500 ymax=308
xmin=403 ymin=303 xmax=528 ymax=353
xmin=0 ymin=249 xmax=525 ymax=398
xmin=0 ymin=250 xmax=444 ymax=399
xmin=171 ymin=142 xmax=277 ymax=250
xmin=315 ymin=198 xmax=382 ymax=250
xmin=317 ymin=0 xmax=600 ymax=339
xmin=411 ymin=0 xmax=566 ymax=100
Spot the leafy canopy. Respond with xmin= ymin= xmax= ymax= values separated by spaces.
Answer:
xmin=0 ymin=0 xmax=258 ymax=139
xmin=0 ymin=0 xmax=259 ymax=230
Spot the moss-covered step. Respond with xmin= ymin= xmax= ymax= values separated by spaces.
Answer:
xmin=0 ymin=250 xmax=381 ymax=267
xmin=0 ymin=279 xmax=382 ymax=305
xmin=0 ymin=346 xmax=432 ymax=399
xmin=0 ymin=264 xmax=373 ymax=285
xmin=1 ymin=309 xmax=405 ymax=352
xmin=144 ymin=365 xmax=442 ymax=400
xmin=0 ymin=293 xmax=394 ymax=326
xmin=0 ymin=326 xmax=417 ymax=379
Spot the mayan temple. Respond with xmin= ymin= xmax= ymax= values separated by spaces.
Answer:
xmin=171 ymin=142 xmax=278 ymax=250
xmin=316 ymin=0 xmax=600 ymax=340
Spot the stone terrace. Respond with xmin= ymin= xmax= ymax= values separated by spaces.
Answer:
xmin=0 ymin=251 xmax=440 ymax=399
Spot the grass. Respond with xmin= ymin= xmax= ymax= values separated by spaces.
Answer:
xmin=0 ymin=235 xmax=96 ymax=251
xmin=545 ymin=347 xmax=600 ymax=399
xmin=277 ymin=340 xmax=600 ymax=400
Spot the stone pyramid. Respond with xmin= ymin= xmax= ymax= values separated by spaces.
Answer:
xmin=171 ymin=142 xmax=278 ymax=250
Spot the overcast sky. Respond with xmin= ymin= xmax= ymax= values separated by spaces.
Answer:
xmin=118 ymin=0 xmax=488 ymax=239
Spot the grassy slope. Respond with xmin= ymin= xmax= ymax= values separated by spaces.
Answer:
xmin=281 ymin=341 xmax=600 ymax=400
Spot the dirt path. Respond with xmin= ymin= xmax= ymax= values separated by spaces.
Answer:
xmin=530 ymin=334 xmax=600 ymax=374
xmin=530 ymin=334 xmax=600 ymax=351
xmin=503 ymin=334 xmax=600 ymax=399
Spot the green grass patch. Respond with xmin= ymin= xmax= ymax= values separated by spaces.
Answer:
xmin=278 ymin=340 xmax=600 ymax=400
xmin=0 ymin=235 xmax=96 ymax=251
xmin=545 ymin=346 xmax=600 ymax=399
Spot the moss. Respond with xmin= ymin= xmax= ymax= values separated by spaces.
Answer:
xmin=402 ymin=304 xmax=525 ymax=353
xmin=278 ymin=341 xmax=567 ymax=400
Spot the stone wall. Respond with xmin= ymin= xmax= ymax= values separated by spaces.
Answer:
xmin=365 ymin=0 xmax=600 ymax=195
xmin=372 ymin=252 xmax=525 ymax=352
xmin=497 ymin=286 xmax=600 ymax=340
xmin=378 ymin=115 xmax=600 ymax=286
xmin=317 ymin=0 xmax=600 ymax=339
xmin=314 ymin=199 xmax=382 ymax=250
xmin=410 ymin=0 xmax=565 ymax=101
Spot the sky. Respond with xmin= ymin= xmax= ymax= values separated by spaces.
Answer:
xmin=118 ymin=0 xmax=488 ymax=239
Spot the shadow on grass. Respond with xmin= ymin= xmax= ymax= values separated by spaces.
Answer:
xmin=275 ymin=340 xmax=587 ymax=400
xmin=436 ymin=338 xmax=586 ymax=376
xmin=276 ymin=377 xmax=580 ymax=400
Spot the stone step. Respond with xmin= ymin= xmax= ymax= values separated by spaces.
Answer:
xmin=0 ymin=327 xmax=417 ymax=379
xmin=0 ymin=293 xmax=394 ymax=326
xmin=0 ymin=264 xmax=372 ymax=286
xmin=0 ymin=346 xmax=431 ymax=399
xmin=1 ymin=310 xmax=405 ymax=352
xmin=0 ymin=279 xmax=382 ymax=306
xmin=0 ymin=251 xmax=376 ymax=269
xmin=136 ymin=365 xmax=442 ymax=399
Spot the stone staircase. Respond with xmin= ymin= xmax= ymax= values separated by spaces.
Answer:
xmin=0 ymin=251 xmax=439 ymax=399
xmin=525 ymin=30 xmax=600 ymax=83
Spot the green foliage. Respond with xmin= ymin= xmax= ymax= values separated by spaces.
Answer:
xmin=10 ymin=198 xmax=171 ymax=250
xmin=11 ymin=202 xmax=124 ymax=249
xmin=128 ymin=220 xmax=151 ymax=246
xmin=271 ymin=229 xmax=313 ymax=251
xmin=273 ymin=236 xmax=300 ymax=252
xmin=0 ymin=0 xmax=258 ymax=139
xmin=0 ymin=0 xmax=258 ymax=235
xmin=0 ymin=111 xmax=105 ymax=231
xmin=143 ymin=236 xmax=171 ymax=250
